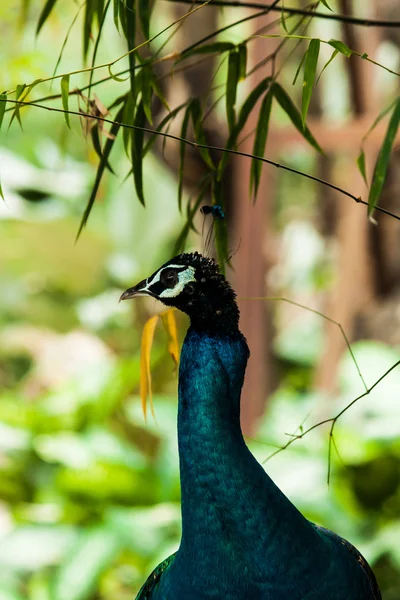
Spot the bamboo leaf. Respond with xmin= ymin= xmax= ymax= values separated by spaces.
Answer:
xmin=316 ymin=48 xmax=338 ymax=84
xmin=143 ymin=101 xmax=187 ymax=156
xmin=140 ymin=315 xmax=159 ymax=420
xmin=141 ymin=66 xmax=153 ymax=125
xmin=226 ymin=49 xmax=239 ymax=134
xmin=77 ymin=106 xmax=123 ymax=238
xmin=178 ymin=104 xmax=192 ymax=212
xmin=0 ymin=179 xmax=4 ymax=201
xmin=357 ymin=149 xmax=368 ymax=186
xmin=368 ymin=98 xmax=400 ymax=216
xmin=113 ymin=0 xmax=119 ymax=30
xmin=180 ymin=41 xmax=234 ymax=61
xmin=292 ymin=48 xmax=307 ymax=86
xmin=272 ymin=82 xmax=323 ymax=153
xmin=122 ymin=91 xmax=134 ymax=156
xmin=250 ymin=90 xmax=273 ymax=198
xmin=161 ymin=309 xmax=180 ymax=366
xmin=60 ymin=75 xmax=70 ymax=129
xmin=138 ymin=0 xmax=151 ymax=39
xmin=302 ymin=38 xmax=320 ymax=128
xmin=174 ymin=175 xmax=211 ymax=254
xmin=131 ymin=100 xmax=146 ymax=206
xmin=83 ymin=0 xmax=95 ymax=59
xmin=0 ymin=93 xmax=7 ymax=131
xmin=327 ymin=39 xmax=352 ymax=58
xmin=190 ymin=98 xmax=214 ymax=170
xmin=319 ymin=0 xmax=332 ymax=9
xmin=362 ymin=99 xmax=397 ymax=144
xmin=237 ymin=44 xmax=247 ymax=81
xmin=280 ymin=3 xmax=289 ymax=33
xmin=36 ymin=0 xmax=58 ymax=34
xmin=218 ymin=76 xmax=272 ymax=179
xmin=9 ymin=84 xmax=26 ymax=130
xmin=125 ymin=0 xmax=136 ymax=99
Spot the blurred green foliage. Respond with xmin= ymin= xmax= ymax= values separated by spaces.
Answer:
xmin=1 ymin=2 xmax=399 ymax=599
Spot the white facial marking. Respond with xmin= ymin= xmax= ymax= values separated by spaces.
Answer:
xmin=159 ymin=265 xmax=196 ymax=298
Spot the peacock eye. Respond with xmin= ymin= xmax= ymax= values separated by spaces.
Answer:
xmin=161 ymin=268 xmax=179 ymax=288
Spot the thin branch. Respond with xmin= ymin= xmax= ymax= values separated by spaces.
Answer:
xmin=3 ymin=97 xmax=400 ymax=224
xmin=263 ymin=360 xmax=400 ymax=479
xmin=167 ymin=0 xmax=400 ymax=28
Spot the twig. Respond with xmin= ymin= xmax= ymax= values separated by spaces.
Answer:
xmin=3 ymin=97 xmax=400 ymax=223
xmin=167 ymin=0 xmax=400 ymax=28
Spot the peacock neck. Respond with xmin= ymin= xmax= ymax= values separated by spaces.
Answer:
xmin=176 ymin=326 xmax=325 ymax=585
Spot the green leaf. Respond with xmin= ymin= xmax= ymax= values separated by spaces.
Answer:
xmin=226 ymin=49 xmax=239 ymax=134
xmin=122 ymin=91 xmax=134 ymax=156
xmin=113 ymin=0 xmax=119 ymax=31
xmin=126 ymin=0 xmax=136 ymax=100
xmin=292 ymin=49 xmax=307 ymax=86
xmin=0 ymin=93 xmax=7 ymax=130
xmin=357 ymin=149 xmax=368 ymax=186
xmin=53 ymin=527 xmax=121 ymax=600
xmin=36 ymin=0 xmax=58 ymax=35
xmin=77 ymin=105 xmax=123 ymax=238
xmin=138 ymin=0 xmax=151 ymax=39
xmin=217 ymin=76 xmax=272 ymax=179
xmin=141 ymin=66 xmax=153 ymax=125
xmin=180 ymin=41 xmax=235 ymax=61
xmin=60 ymin=75 xmax=70 ymax=129
xmin=174 ymin=174 xmax=211 ymax=253
xmin=280 ymin=4 xmax=289 ymax=33
xmin=9 ymin=84 xmax=27 ymax=130
xmin=238 ymin=44 xmax=247 ymax=80
xmin=319 ymin=0 xmax=332 ymax=9
xmin=178 ymin=104 xmax=192 ymax=212
xmin=302 ymin=38 xmax=320 ymax=128
xmin=0 ymin=179 xmax=4 ymax=201
xmin=131 ymin=100 xmax=146 ymax=206
xmin=143 ymin=101 xmax=187 ymax=156
xmin=316 ymin=48 xmax=339 ymax=84
xmin=362 ymin=99 xmax=397 ymax=144
xmin=368 ymin=98 xmax=400 ymax=216
xmin=83 ymin=0 xmax=95 ymax=59
xmin=250 ymin=90 xmax=273 ymax=198
xmin=190 ymin=98 xmax=214 ymax=170
xmin=272 ymin=82 xmax=323 ymax=154
xmin=328 ymin=39 xmax=352 ymax=58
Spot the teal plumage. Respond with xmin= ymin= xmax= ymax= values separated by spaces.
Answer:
xmin=121 ymin=252 xmax=381 ymax=600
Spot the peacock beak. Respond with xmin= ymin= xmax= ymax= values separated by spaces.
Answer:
xmin=119 ymin=278 xmax=150 ymax=302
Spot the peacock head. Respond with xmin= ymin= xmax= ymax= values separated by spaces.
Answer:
xmin=120 ymin=252 xmax=240 ymax=334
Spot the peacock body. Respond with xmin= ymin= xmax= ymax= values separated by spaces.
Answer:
xmin=121 ymin=252 xmax=381 ymax=600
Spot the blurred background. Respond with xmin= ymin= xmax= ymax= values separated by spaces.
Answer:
xmin=1 ymin=0 xmax=400 ymax=598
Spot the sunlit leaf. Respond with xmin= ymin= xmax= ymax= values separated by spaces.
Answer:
xmin=9 ymin=84 xmax=26 ymax=130
xmin=131 ymin=100 xmax=146 ymax=206
xmin=368 ymin=97 xmax=400 ymax=216
xmin=328 ymin=39 xmax=352 ymax=58
xmin=36 ymin=0 xmax=58 ymax=35
xmin=161 ymin=309 xmax=180 ymax=366
xmin=250 ymin=89 xmax=273 ymax=198
xmin=178 ymin=103 xmax=192 ymax=212
xmin=180 ymin=41 xmax=234 ymax=61
xmin=302 ymin=39 xmax=320 ymax=128
xmin=60 ymin=75 xmax=70 ymax=129
xmin=77 ymin=105 xmax=123 ymax=238
xmin=0 ymin=179 xmax=4 ymax=201
xmin=357 ymin=149 xmax=368 ymax=186
xmin=138 ymin=0 xmax=151 ymax=39
xmin=272 ymin=82 xmax=323 ymax=153
xmin=226 ymin=49 xmax=239 ymax=134
xmin=140 ymin=314 xmax=159 ymax=420
xmin=238 ymin=44 xmax=247 ymax=81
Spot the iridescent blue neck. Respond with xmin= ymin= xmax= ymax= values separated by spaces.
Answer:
xmin=176 ymin=327 xmax=322 ymax=587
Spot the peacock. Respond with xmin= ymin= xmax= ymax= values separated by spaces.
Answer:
xmin=120 ymin=252 xmax=381 ymax=600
